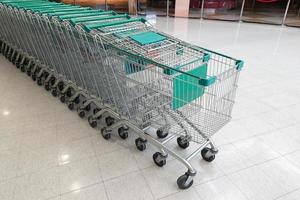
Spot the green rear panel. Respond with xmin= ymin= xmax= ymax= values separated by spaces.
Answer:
xmin=172 ymin=64 xmax=207 ymax=110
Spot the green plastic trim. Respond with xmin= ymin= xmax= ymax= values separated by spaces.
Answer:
xmin=21 ymin=4 xmax=64 ymax=9
xmin=58 ymin=10 xmax=114 ymax=21
xmin=20 ymin=4 xmax=71 ymax=10
xmin=199 ymin=76 xmax=216 ymax=86
xmin=84 ymin=18 xmax=146 ymax=32
xmin=236 ymin=60 xmax=244 ymax=71
xmin=39 ymin=7 xmax=87 ymax=14
xmin=202 ymin=53 xmax=210 ymax=62
xmin=48 ymin=8 xmax=94 ymax=17
xmin=70 ymin=14 xmax=127 ymax=25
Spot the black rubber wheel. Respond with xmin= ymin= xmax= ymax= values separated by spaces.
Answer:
xmin=49 ymin=77 xmax=56 ymax=86
xmin=93 ymin=108 xmax=101 ymax=115
xmin=60 ymin=95 xmax=66 ymax=103
xmin=101 ymin=128 xmax=111 ymax=140
xmin=31 ymin=74 xmax=37 ymax=81
xmin=20 ymin=65 xmax=26 ymax=72
xmin=57 ymin=82 xmax=64 ymax=91
xmin=74 ymin=96 xmax=80 ymax=104
xmin=135 ymin=138 xmax=146 ymax=151
xmin=201 ymin=147 xmax=215 ymax=162
xmin=105 ymin=116 xmax=115 ymax=126
xmin=177 ymin=173 xmax=194 ymax=189
xmin=26 ymin=70 xmax=31 ymax=76
xmin=44 ymin=83 xmax=50 ymax=91
xmin=153 ymin=152 xmax=166 ymax=167
xmin=118 ymin=127 xmax=128 ymax=140
xmin=78 ymin=110 xmax=85 ymax=118
xmin=37 ymin=78 xmax=43 ymax=86
xmin=68 ymin=102 xmax=74 ymax=110
xmin=84 ymin=104 xmax=91 ymax=112
xmin=88 ymin=116 xmax=97 ymax=128
xmin=66 ymin=89 xmax=72 ymax=98
xmin=15 ymin=62 xmax=21 ymax=68
xmin=177 ymin=137 xmax=190 ymax=149
xmin=156 ymin=130 xmax=168 ymax=139
xmin=51 ymin=89 xmax=58 ymax=97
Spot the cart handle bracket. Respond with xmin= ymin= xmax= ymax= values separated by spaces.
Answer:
xmin=236 ymin=60 xmax=244 ymax=71
xmin=199 ymin=76 xmax=216 ymax=86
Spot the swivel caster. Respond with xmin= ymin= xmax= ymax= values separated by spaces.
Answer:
xmin=177 ymin=172 xmax=194 ymax=189
xmin=105 ymin=116 xmax=115 ymax=126
xmin=44 ymin=83 xmax=50 ymax=91
xmin=118 ymin=126 xmax=128 ymax=140
xmin=135 ymin=138 xmax=146 ymax=151
xmin=153 ymin=152 xmax=167 ymax=167
xmin=26 ymin=70 xmax=31 ymax=76
xmin=36 ymin=78 xmax=43 ymax=86
xmin=67 ymin=102 xmax=74 ymax=110
xmin=84 ymin=104 xmax=91 ymax=112
xmin=101 ymin=127 xmax=111 ymax=140
xmin=74 ymin=96 xmax=80 ymax=104
xmin=20 ymin=65 xmax=26 ymax=72
xmin=31 ymin=74 xmax=37 ymax=81
xmin=93 ymin=108 xmax=101 ymax=115
xmin=66 ymin=89 xmax=73 ymax=98
xmin=177 ymin=136 xmax=189 ymax=149
xmin=57 ymin=82 xmax=64 ymax=91
xmin=88 ymin=116 xmax=97 ymax=128
xmin=51 ymin=89 xmax=58 ymax=97
xmin=77 ymin=109 xmax=85 ymax=118
xmin=60 ymin=95 xmax=66 ymax=103
xmin=201 ymin=147 xmax=216 ymax=162
xmin=15 ymin=62 xmax=21 ymax=69
xmin=156 ymin=129 xmax=168 ymax=139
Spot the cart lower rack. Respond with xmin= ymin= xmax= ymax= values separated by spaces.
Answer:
xmin=0 ymin=0 xmax=244 ymax=189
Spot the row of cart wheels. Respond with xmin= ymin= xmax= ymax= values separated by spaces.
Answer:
xmin=1 ymin=45 xmax=217 ymax=189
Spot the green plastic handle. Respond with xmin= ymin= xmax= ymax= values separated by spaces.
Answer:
xmin=48 ymin=8 xmax=94 ymax=17
xmin=19 ymin=4 xmax=70 ymax=10
xmin=58 ymin=10 xmax=114 ymax=21
xmin=70 ymin=14 xmax=128 ymax=25
xmin=38 ymin=7 xmax=87 ymax=14
xmin=198 ymin=76 xmax=216 ymax=86
xmin=84 ymin=18 xmax=146 ymax=32
xmin=236 ymin=60 xmax=244 ymax=71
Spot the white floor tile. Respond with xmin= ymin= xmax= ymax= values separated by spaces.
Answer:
xmin=60 ymin=183 xmax=108 ymax=200
xmin=97 ymin=149 xmax=139 ymax=180
xmin=0 ymin=149 xmax=19 ymax=182
xmin=195 ymin=176 xmax=248 ymax=200
xmin=276 ymin=189 xmax=300 ymax=200
xmin=0 ymin=180 xmax=16 ymax=200
xmin=258 ymin=130 xmax=300 ymax=155
xmin=14 ymin=167 xmax=61 ymax=200
xmin=228 ymin=165 xmax=287 ymax=200
xmin=104 ymin=172 xmax=154 ymax=200
xmin=58 ymin=137 xmax=95 ymax=165
xmin=59 ymin=157 xmax=102 ymax=194
xmin=17 ymin=145 xmax=59 ymax=176
xmin=160 ymin=188 xmax=201 ymax=200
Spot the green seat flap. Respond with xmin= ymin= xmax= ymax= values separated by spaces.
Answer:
xmin=129 ymin=31 xmax=166 ymax=46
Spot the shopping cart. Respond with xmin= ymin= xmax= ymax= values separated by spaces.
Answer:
xmin=0 ymin=0 xmax=244 ymax=189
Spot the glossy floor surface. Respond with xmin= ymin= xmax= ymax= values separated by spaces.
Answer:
xmin=1 ymin=17 xmax=300 ymax=200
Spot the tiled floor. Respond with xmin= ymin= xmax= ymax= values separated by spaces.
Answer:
xmin=1 ymin=17 xmax=300 ymax=200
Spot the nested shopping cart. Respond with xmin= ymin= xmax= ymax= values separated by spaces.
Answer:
xmin=0 ymin=0 xmax=244 ymax=189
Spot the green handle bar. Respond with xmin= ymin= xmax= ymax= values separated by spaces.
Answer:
xmin=58 ymin=10 xmax=114 ymax=21
xmin=84 ymin=17 xmax=146 ymax=32
xmin=71 ymin=14 xmax=129 ymax=26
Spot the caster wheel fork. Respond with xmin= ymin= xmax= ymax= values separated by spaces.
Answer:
xmin=177 ymin=171 xmax=195 ymax=189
